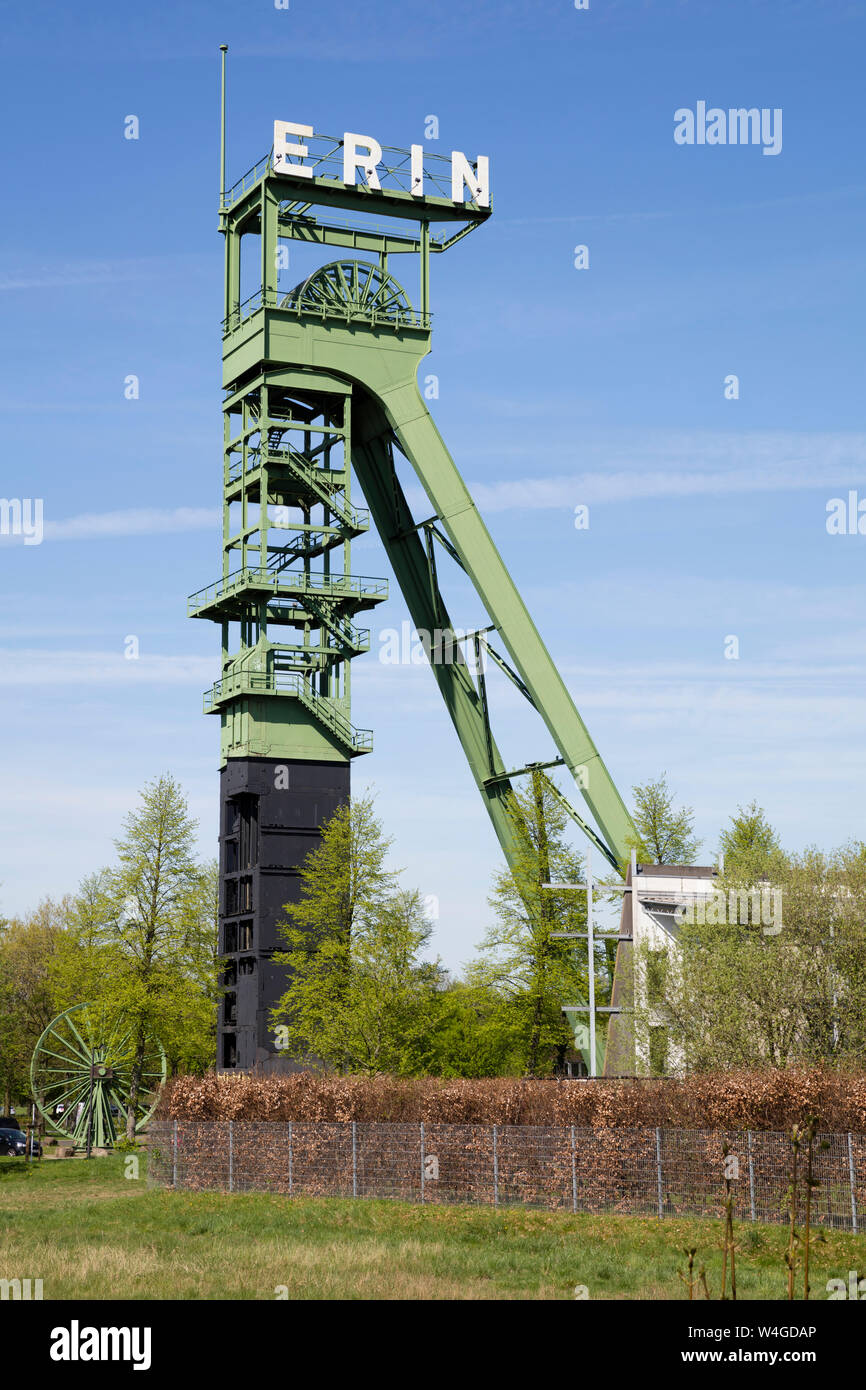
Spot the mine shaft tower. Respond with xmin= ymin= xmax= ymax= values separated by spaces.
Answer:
xmin=197 ymin=53 xmax=637 ymax=1072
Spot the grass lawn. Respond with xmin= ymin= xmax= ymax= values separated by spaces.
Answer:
xmin=1 ymin=1154 xmax=863 ymax=1300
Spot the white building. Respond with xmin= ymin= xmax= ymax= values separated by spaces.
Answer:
xmin=604 ymin=862 xmax=721 ymax=1076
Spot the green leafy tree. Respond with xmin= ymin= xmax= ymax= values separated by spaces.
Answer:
xmin=89 ymin=776 xmax=219 ymax=1135
xmin=638 ymin=844 xmax=866 ymax=1070
xmin=719 ymin=801 xmax=782 ymax=880
xmin=271 ymin=795 xmax=444 ymax=1073
xmin=425 ymin=978 xmax=526 ymax=1077
xmin=0 ymin=900 xmax=74 ymax=1110
xmin=468 ymin=772 xmax=593 ymax=1077
xmin=631 ymin=773 xmax=701 ymax=865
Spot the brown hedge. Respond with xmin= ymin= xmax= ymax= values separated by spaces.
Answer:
xmin=154 ymin=1068 xmax=866 ymax=1132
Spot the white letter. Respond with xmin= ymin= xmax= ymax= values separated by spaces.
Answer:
xmin=763 ymin=890 xmax=783 ymax=937
xmin=762 ymin=108 xmax=783 ymax=157
xmin=451 ymin=151 xmax=490 ymax=207
xmin=728 ymin=109 xmax=760 ymax=145
xmin=273 ymin=121 xmax=314 ymax=177
xmin=410 ymin=143 xmax=424 ymax=197
xmin=343 ymin=132 xmax=383 ymax=189
xmin=378 ymin=628 xmax=400 ymax=664
xmin=826 ymin=497 xmax=846 ymax=535
xmin=22 ymin=497 xmax=43 ymax=545
xmin=132 ymin=1327 xmax=151 ymax=1372
xmin=49 ymin=1329 xmax=70 ymax=1362
xmin=411 ymin=628 xmax=431 ymax=665
xmin=705 ymin=108 xmax=726 ymax=145
xmin=673 ymin=108 xmax=694 ymax=146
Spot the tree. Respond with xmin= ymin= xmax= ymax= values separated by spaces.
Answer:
xmin=631 ymin=774 xmax=701 ymax=865
xmin=338 ymin=888 xmax=444 ymax=1074
xmin=0 ymin=779 xmax=219 ymax=1123
xmin=719 ymin=801 xmax=781 ymax=879
xmin=271 ymin=795 xmax=444 ymax=1073
xmin=637 ymin=844 xmax=866 ymax=1071
xmin=424 ymin=978 xmax=526 ymax=1077
xmin=468 ymin=772 xmax=594 ymax=1077
xmin=0 ymin=900 xmax=74 ymax=1111
xmin=96 ymin=776 xmax=218 ymax=1136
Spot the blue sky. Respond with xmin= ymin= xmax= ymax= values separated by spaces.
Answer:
xmin=2 ymin=0 xmax=865 ymax=969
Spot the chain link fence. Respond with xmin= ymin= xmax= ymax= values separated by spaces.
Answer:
xmin=146 ymin=1121 xmax=864 ymax=1231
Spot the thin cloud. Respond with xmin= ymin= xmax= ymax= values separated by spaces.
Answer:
xmin=43 ymin=507 xmax=218 ymax=541
xmin=11 ymin=431 xmax=866 ymax=546
xmin=0 ymin=255 xmax=208 ymax=294
xmin=467 ymin=467 xmax=840 ymax=511
xmin=0 ymin=650 xmax=213 ymax=687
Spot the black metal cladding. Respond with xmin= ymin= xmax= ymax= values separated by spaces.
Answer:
xmin=217 ymin=755 xmax=350 ymax=1072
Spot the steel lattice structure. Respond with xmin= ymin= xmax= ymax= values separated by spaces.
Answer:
xmin=198 ymin=54 xmax=637 ymax=1071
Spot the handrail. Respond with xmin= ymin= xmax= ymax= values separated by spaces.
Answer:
xmin=222 ymin=286 xmax=431 ymax=336
xmin=228 ymin=443 xmax=370 ymax=534
xmin=223 ymin=134 xmax=481 ymax=211
xmin=203 ymin=670 xmax=372 ymax=751
xmin=188 ymin=566 xmax=388 ymax=615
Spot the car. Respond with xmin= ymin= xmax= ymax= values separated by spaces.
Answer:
xmin=0 ymin=1127 xmax=42 ymax=1158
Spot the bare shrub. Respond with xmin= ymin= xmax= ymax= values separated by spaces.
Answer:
xmin=154 ymin=1068 xmax=866 ymax=1132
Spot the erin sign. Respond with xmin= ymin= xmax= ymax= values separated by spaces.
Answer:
xmin=273 ymin=121 xmax=490 ymax=208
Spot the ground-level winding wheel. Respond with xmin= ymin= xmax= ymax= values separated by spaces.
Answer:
xmin=30 ymin=1003 xmax=166 ymax=1149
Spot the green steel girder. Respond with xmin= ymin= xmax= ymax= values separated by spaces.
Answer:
xmin=350 ymin=391 xmax=632 ymax=873
xmin=206 ymin=156 xmax=636 ymax=894
xmin=223 ymin=150 xmax=491 ymax=226
xmin=224 ymin=278 xmax=637 ymax=868
xmin=350 ymin=399 xmax=525 ymax=858
xmin=200 ymin=138 xmax=643 ymax=1072
xmin=382 ymin=395 xmax=635 ymax=867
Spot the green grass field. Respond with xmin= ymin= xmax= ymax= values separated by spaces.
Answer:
xmin=2 ymin=1154 xmax=863 ymax=1300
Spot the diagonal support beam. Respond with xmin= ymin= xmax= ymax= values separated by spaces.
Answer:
xmin=351 ymin=395 xmax=533 ymax=873
xmin=358 ymin=379 xmax=637 ymax=868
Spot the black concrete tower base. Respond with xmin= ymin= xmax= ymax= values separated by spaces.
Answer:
xmin=217 ymin=756 xmax=350 ymax=1073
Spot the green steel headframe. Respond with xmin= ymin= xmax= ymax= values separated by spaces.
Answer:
xmin=198 ymin=51 xmax=637 ymax=910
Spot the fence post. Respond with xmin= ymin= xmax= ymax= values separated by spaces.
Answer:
xmin=352 ymin=1121 xmax=358 ymax=1198
xmin=655 ymin=1128 xmax=664 ymax=1219
xmin=571 ymin=1126 xmax=577 ymax=1215
xmin=288 ymin=1121 xmax=293 ymax=1197
xmin=848 ymin=1132 xmax=858 ymax=1235
xmin=420 ymin=1122 xmax=425 ymax=1204
xmin=228 ymin=1120 xmax=234 ymax=1193
xmin=748 ymin=1130 xmax=756 ymax=1222
xmin=493 ymin=1124 xmax=499 ymax=1208
xmin=172 ymin=1120 xmax=178 ymax=1189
